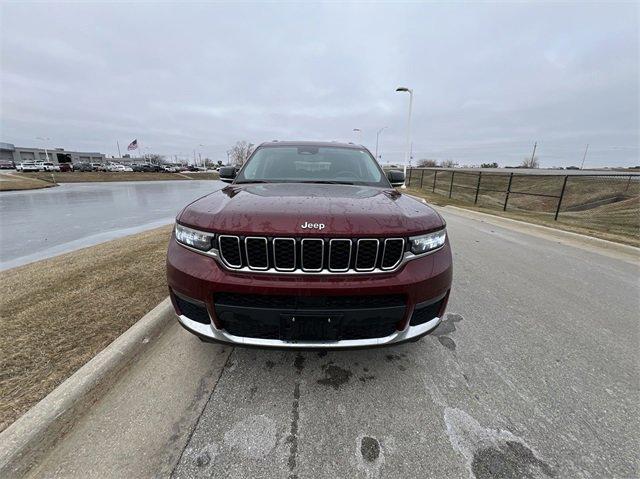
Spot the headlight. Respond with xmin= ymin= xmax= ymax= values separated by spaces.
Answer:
xmin=175 ymin=224 xmax=215 ymax=251
xmin=409 ymin=229 xmax=446 ymax=254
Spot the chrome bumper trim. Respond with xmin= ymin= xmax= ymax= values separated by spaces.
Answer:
xmin=176 ymin=313 xmax=441 ymax=348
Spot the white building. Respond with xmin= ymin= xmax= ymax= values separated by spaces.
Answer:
xmin=0 ymin=142 xmax=106 ymax=165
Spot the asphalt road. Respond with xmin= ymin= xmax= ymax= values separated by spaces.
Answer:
xmin=28 ymin=207 xmax=639 ymax=479
xmin=0 ymin=180 xmax=223 ymax=270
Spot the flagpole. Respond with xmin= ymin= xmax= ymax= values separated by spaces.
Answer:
xmin=117 ymin=141 xmax=122 ymax=158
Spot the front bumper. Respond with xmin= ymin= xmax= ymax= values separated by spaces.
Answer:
xmin=167 ymin=234 xmax=452 ymax=349
xmin=176 ymin=310 xmax=442 ymax=348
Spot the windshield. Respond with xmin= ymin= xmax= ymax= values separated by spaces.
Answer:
xmin=235 ymin=146 xmax=389 ymax=187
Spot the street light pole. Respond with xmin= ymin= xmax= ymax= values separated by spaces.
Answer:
xmin=375 ymin=127 xmax=387 ymax=162
xmin=580 ymin=144 xmax=589 ymax=170
xmin=352 ymin=128 xmax=362 ymax=144
xmin=396 ymin=87 xmax=413 ymax=189
xmin=198 ymin=144 xmax=205 ymax=167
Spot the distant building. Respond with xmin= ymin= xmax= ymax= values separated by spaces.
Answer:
xmin=0 ymin=142 xmax=106 ymax=164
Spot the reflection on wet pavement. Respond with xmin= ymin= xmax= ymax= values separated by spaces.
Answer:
xmin=0 ymin=180 xmax=223 ymax=269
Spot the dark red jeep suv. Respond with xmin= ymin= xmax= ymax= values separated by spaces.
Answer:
xmin=166 ymin=141 xmax=452 ymax=348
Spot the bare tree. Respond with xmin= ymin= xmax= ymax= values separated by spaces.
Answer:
xmin=439 ymin=159 xmax=458 ymax=168
xmin=229 ymin=141 xmax=254 ymax=166
xmin=418 ymin=159 xmax=438 ymax=167
xmin=520 ymin=156 xmax=539 ymax=169
xmin=143 ymin=153 xmax=166 ymax=164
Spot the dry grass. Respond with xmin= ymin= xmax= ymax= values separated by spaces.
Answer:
xmin=0 ymin=225 xmax=173 ymax=432
xmin=2 ymin=171 xmax=220 ymax=191
xmin=407 ymin=187 xmax=640 ymax=247
xmin=180 ymin=172 xmax=220 ymax=180
xmin=21 ymin=171 xmax=196 ymax=183
xmin=0 ymin=173 xmax=57 ymax=191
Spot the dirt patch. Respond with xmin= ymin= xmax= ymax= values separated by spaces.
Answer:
xmin=0 ymin=225 xmax=173 ymax=431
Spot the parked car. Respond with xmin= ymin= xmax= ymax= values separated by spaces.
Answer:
xmin=106 ymin=163 xmax=133 ymax=172
xmin=16 ymin=162 xmax=40 ymax=172
xmin=167 ymin=141 xmax=452 ymax=349
xmin=130 ymin=163 xmax=146 ymax=172
xmin=140 ymin=164 xmax=162 ymax=172
xmin=58 ymin=163 xmax=74 ymax=172
xmin=162 ymin=165 xmax=181 ymax=173
xmin=0 ymin=160 xmax=15 ymax=169
xmin=38 ymin=162 xmax=60 ymax=172
xmin=75 ymin=163 xmax=94 ymax=172
xmin=90 ymin=163 xmax=105 ymax=171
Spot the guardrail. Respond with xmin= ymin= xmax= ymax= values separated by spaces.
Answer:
xmin=406 ymin=168 xmax=640 ymax=221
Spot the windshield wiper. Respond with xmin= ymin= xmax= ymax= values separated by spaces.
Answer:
xmin=234 ymin=180 xmax=272 ymax=184
xmin=299 ymin=180 xmax=354 ymax=185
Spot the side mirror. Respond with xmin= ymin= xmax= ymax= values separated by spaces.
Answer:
xmin=218 ymin=166 xmax=236 ymax=183
xmin=387 ymin=169 xmax=405 ymax=187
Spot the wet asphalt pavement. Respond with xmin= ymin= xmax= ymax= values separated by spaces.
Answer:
xmin=169 ymin=210 xmax=638 ymax=478
xmin=0 ymin=180 xmax=223 ymax=270
xmin=28 ymin=207 xmax=638 ymax=479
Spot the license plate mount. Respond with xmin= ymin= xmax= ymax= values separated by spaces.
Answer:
xmin=280 ymin=313 xmax=342 ymax=342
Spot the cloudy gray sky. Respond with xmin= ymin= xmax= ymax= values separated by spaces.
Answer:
xmin=1 ymin=1 xmax=638 ymax=167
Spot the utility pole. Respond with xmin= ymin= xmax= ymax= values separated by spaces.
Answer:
xmin=580 ymin=144 xmax=589 ymax=170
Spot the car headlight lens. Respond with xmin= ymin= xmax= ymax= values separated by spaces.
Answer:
xmin=175 ymin=224 xmax=214 ymax=251
xmin=409 ymin=229 xmax=446 ymax=254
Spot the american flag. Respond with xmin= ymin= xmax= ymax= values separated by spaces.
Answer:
xmin=127 ymin=139 xmax=138 ymax=151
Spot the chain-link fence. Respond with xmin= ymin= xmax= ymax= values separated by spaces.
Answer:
xmin=406 ymin=168 xmax=640 ymax=240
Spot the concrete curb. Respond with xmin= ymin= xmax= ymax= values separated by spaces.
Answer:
xmin=438 ymin=204 xmax=640 ymax=262
xmin=0 ymin=297 xmax=175 ymax=478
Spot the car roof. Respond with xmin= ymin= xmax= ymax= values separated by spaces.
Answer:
xmin=257 ymin=140 xmax=365 ymax=150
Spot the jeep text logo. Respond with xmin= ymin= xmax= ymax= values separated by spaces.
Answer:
xmin=300 ymin=222 xmax=325 ymax=230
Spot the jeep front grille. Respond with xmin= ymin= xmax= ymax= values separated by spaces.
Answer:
xmin=218 ymin=235 xmax=242 ymax=268
xmin=217 ymin=235 xmax=406 ymax=274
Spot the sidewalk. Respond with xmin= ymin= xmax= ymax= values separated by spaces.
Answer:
xmin=26 ymin=321 xmax=231 ymax=478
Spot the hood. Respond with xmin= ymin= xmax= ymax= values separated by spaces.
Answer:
xmin=178 ymin=183 xmax=444 ymax=236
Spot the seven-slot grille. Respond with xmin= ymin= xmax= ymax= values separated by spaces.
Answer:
xmin=218 ymin=236 xmax=405 ymax=273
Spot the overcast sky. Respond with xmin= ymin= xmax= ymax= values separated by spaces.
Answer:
xmin=1 ymin=2 xmax=638 ymax=167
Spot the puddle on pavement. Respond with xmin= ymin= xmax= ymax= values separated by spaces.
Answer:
xmin=444 ymin=407 xmax=556 ymax=479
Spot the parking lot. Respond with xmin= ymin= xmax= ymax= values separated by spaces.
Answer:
xmin=25 ymin=207 xmax=639 ymax=479
xmin=0 ymin=180 xmax=223 ymax=270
